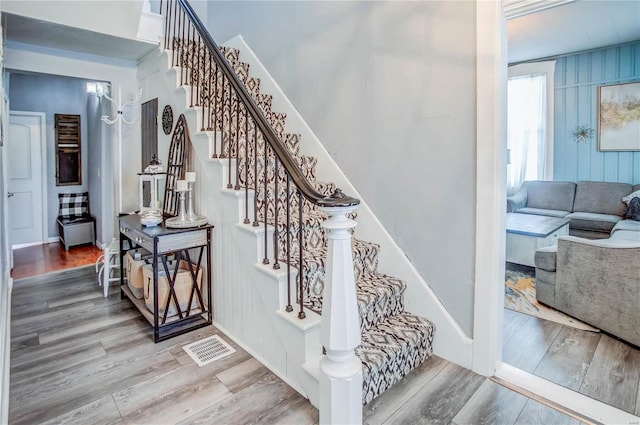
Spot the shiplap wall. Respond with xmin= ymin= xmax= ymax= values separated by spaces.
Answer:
xmin=553 ymin=41 xmax=640 ymax=184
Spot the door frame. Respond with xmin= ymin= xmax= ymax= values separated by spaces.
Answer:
xmin=8 ymin=111 xmax=48 ymax=248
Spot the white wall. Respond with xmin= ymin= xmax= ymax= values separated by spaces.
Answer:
xmin=2 ymin=0 xmax=144 ymax=42
xmin=5 ymin=44 xmax=140 ymax=244
xmin=205 ymin=1 xmax=478 ymax=336
xmin=188 ymin=0 xmax=208 ymax=27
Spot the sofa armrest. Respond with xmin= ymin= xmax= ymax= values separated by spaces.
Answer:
xmin=555 ymin=235 xmax=640 ymax=346
xmin=534 ymin=245 xmax=557 ymax=271
xmin=506 ymin=187 xmax=527 ymax=212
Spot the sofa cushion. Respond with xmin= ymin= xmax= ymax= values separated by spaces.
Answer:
xmin=622 ymin=189 xmax=640 ymax=204
xmin=525 ymin=181 xmax=576 ymax=212
xmin=612 ymin=219 xmax=640 ymax=233
xmin=534 ymin=245 xmax=557 ymax=271
xmin=572 ymin=181 xmax=631 ymax=216
xmin=565 ymin=212 xmax=621 ymax=232
xmin=625 ymin=197 xmax=640 ymax=221
xmin=515 ymin=207 xmax=570 ymax=218
xmin=609 ymin=230 xmax=640 ymax=243
xmin=569 ymin=228 xmax=612 ymax=240
xmin=634 ymin=184 xmax=640 ymax=193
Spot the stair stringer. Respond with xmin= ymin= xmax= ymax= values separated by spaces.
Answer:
xmin=222 ymin=35 xmax=473 ymax=368
xmin=137 ymin=47 xmax=328 ymax=400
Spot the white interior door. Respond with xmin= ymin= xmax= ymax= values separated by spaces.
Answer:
xmin=7 ymin=112 xmax=46 ymax=248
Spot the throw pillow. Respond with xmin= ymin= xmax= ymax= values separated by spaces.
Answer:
xmin=58 ymin=192 xmax=89 ymax=219
xmin=626 ymin=197 xmax=640 ymax=221
xmin=622 ymin=189 xmax=640 ymax=205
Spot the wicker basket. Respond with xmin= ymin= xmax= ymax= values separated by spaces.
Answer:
xmin=143 ymin=260 xmax=202 ymax=317
xmin=125 ymin=250 xmax=150 ymax=299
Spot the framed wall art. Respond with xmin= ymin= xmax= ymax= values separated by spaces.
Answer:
xmin=598 ymin=81 xmax=640 ymax=151
xmin=55 ymin=113 xmax=82 ymax=185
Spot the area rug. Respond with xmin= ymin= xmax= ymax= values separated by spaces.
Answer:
xmin=505 ymin=264 xmax=599 ymax=332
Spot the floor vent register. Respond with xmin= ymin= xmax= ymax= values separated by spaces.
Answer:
xmin=182 ymin=335 xmax=236 ymax=366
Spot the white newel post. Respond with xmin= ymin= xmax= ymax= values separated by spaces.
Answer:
xmin=318 ymin=205 xmax=362 ymax=425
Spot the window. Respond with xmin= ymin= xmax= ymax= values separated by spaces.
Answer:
xmin=507 ymin=61 xmax=555 ymax=194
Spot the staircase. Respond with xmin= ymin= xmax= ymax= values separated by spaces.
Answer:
xmin=154 ymin=0 xmax=435 ymax=415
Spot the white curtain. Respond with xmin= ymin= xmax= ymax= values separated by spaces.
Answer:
xmin=507 ymin=74 xmax=547 ymax=194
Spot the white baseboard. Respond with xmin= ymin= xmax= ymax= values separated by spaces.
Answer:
xmin=495 ymin=363 xmax=640 ymax=424
xmin=12 ymin=240 xmax=45 ymax=250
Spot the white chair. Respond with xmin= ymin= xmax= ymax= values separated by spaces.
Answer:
xmin=96 ymin=238 xmax=121 ymax=297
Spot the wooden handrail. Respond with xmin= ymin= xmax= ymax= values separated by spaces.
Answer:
xmin=177 ymin=0 xmax=359 ymax=208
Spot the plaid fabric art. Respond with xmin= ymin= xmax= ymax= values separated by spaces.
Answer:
xmin=58 ymin=192 xmax=89 ymax=219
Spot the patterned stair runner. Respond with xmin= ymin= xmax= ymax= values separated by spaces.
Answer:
xmin=172 ymin=40 xmax=435 ymax=404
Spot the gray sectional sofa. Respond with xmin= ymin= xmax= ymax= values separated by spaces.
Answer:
xmin=509 ymin=180 xmax=640 ymax=346
xmin=534 ymin=231 xmax=640 ymax=346
xmin=507 ymin=180 xmax=640 ymax=239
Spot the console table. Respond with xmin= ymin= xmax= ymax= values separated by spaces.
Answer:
xmin=118 ymin=214 xmax=213 ymax=342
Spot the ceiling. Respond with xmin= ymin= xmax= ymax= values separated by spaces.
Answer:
xmin=508 ymin=0 xmax=640 ymax=63
xmin=2 ymin=2 xmax=639 ymax=65
xmin=1 ymin=12 xmax=158 ymax=62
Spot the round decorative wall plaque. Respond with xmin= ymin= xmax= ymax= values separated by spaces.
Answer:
xmin=162 ymin=105 xmax=173 ymax=135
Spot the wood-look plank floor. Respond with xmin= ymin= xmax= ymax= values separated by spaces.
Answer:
xmin=503 ymin=307 xmax=640 ymax=415
xmin=11 ymin=242 xmax=102 ymax=279
xmin=9 ymin=267 xmax=316 ymax=425
xmin=10 ymin=267 xmax=581 ymax=425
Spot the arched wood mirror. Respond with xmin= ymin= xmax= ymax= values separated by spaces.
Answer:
xmin=162 ymin=114 xmax=189 ymax=217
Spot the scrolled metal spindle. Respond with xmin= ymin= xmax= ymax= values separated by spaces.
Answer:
xmin=252 ymin=122 xmax=259 ymax=227
xmin=171 ymin=1 xmax=177 ymax=66
xmin=194 ymin=33 xmax=202 ymax=109
xmin=187 ymin=21 xmax=198 ymax=108
xmin=200 ymin=46 xmax=207 ymax=131
xmin=207 ymin=54 xmax=213 ymax=131
xmin=219 ymin=73 xmax=226 ymax=159
xmin=226 ymin=88 xmax=233 ymax=188
xmin=243 ymin=109 xmax=250 ymax=224
xmin=262 ymin=141 xmax=269 ymax=265
xmin=163 ymin=0 xmax=169 ymax=49
xmin=212 ymin=63 xmax=218 ymax=157
xmin=273 ymin=157 xmax=280 ymax=270
xmin=297 ymin=190 xmax=305 ymax=320
xmin=234 ymin=98 xmax=241 ymax=190
xmin=285 ymin=174 xmax=293 ymax=312
xmin=180 ymin=8 xmax=186 ymax=85
xmin=174 ymin=6 xmax=179 ymax=67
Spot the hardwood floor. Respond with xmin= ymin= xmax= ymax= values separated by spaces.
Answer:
xmin=364 ymin=361 xmax=581 ymax=425
xmin=11 ymin=242 xmax=102 ymax=279
xmin=9 ymin=267 xmax=316 ymax=425
xmin=9 ymin=266 xmax=584 ymax=424
xmin=503 ymin=307 xmax=640 ymax=415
